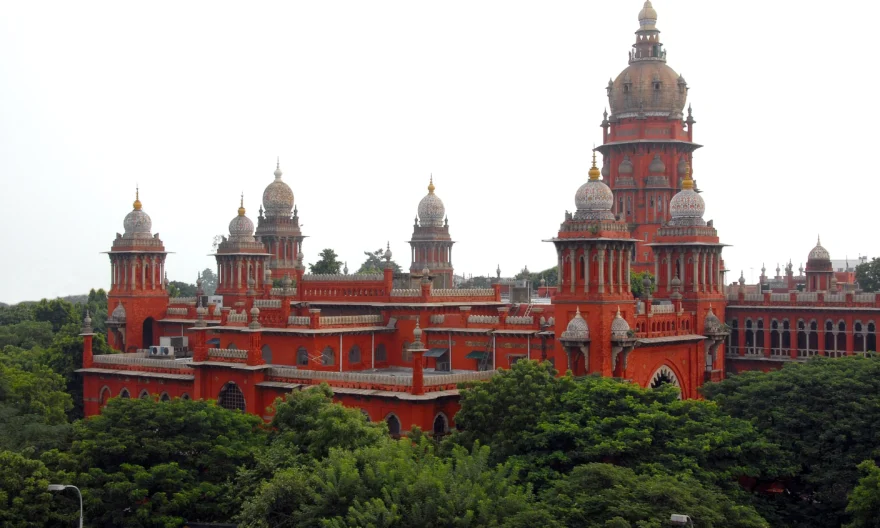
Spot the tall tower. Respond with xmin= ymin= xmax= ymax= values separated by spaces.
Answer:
xmin=805 ymin=237 xmax=834 ymax=292
xmin=596 ymin=1 xmax=698 ymax=274
xmin=255 ymin=160 xmax=305 ymax=281
xmin=410 ymin=177 xmax=454 ymax=288
xmin=550 ymin=154 xmax=637 ymax=377
xmin=214 ymin=197 xmax=271 ymax=308
xmin=105 ymin=190 xmax=169 ymax=352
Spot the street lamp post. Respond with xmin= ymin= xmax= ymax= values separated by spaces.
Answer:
xmin=48 ymin=484 xmax=83 ymax=528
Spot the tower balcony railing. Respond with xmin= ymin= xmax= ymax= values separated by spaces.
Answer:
xmin=254 ymin=299 xmax=282 ymax=308
xmin=287 ymin=316 xmax=310 ymax=326
xmin=506 ymin=316 xmax=534 ymax=325
xmin=93 ymin=353 xmax=193 ymax=370
xmin=166 ymin=307 xmax=188 ymax=316
xmin=319 ymin=315 xmax=383 ymax=326
xmin=391 ymin=289 xmax=420 ymax=297
xmin=727 ymin=290 xmax=880 ymax=308
xmin=207 ymin=348 xmax=248 ymax=360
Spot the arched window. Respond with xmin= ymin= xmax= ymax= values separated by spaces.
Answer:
xmin=797 ymin=320 xmax=808 ymax=357
xmin=824 ymin=320 xmax=835 ymax=355
xmin=375 ymin=344 xmax=387 ymax=362
xmin=181 ymin=393 xmax=191 ymax=400
xmin=836 ymin=321 xmax=847 ymax=355
xmin=782 ymin=319 xmax=792 ymax=352
xmin=218 ymin=382 xmax=246 ymax=412
xmin=99 ymin=386 xmax=111 ymax=407
xmin=578 ymin=256 xmax=585 ymax=281
xmin=727 ymin=319 xmax=739 ymax=354
xmin=322 ymin=346 xmax=335 ymax=366
xmin=261 ymin=344 xmax=273 ymax=364
xmin=386 ymin=414 xmax=402 ymax=437
xmin=855 ymin=322 xmax=865 ymax=353
xmin=297 ymin=346 xmax=309 ymax=366
xmin=770 ymin=320 xmax=781 ymax=356
xmin=119 ymin=388 xmax=130 ymax=399
xmin=139 ymin=390 xmax=150 ymax=400
xmin=755 ymin=319 xmax=765 ymax=352
xmin=868 ymin=322 xmax=877 ymax=352
xmin=808 ymin=320 xmax=819 ymax=355
xmin=159 ymin=392 xmax=170 ymax=402
xmin=349 ymin=345 xmax=362 ymax=364
xmin=433 ymin=413 xmax=449 ymax=437
xmin=745 ymin=319 xmax=755 ymax=355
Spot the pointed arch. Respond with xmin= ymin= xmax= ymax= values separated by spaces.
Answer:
xmin=138 ymin=389 xmax=150 ymax=400
xmin=433 ymin=412 xmax=449 ymax=436
xmin=649 ymin=365 xmax=682 ymax=399
xmin=218 ymin=381 xmax=246 ymax=412
xmin=119 ymin=388 xmax=130 ymax=399
xmin=385 ymin=413 xmax=402 ymax=437
xmin=99 ymin=386 xmax=111 ymax=407
xmin=159 ymin=392 xmax=170 ymax=402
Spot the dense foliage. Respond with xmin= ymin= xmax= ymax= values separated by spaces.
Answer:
xmin=310 ymin=248 xmax=343 ymax=275
xmin=4 ymin=294 xmax=880 ymax=526
xmin=855 ymin=257 xmax=880 ymax=292
xmin=703 ymin=356 xmax=880 ymax=527
xmin=357 ymin=247 xmax=402 ymax=274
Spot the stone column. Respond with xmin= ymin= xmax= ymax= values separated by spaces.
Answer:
xmin=665 ymin=249 xmax=673 ymax=290
xmin=569 ymin=247 xmax=576 ymax=293
xmin=692 ymin=252 xmax=699 ymax=293
xmin=609 ymin=247 xmax=615 ymax=293
xmin=584 ymin=248 xmax=590 ymax=294
xmin=625 ymin=248 xmax=632 ymax=293
xmin=597 ymin=245 xmax=606 ymax=294
xmin=701 ymin=249 xmax=707 ymax=293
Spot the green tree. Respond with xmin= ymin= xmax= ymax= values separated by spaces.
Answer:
xmin=356 ymin=248 xmax=401 ymax=274
xmin=168 ymin=280 xmax=197 ymax=298
xmin=855 ymin=257 xmax=880 ymax=292
xmin=846 ymin=460 xmax=880 ymax=528
xmin=630 ymin=270 xmax=655 ymax=298
xmin=309 ymin=249 xmax=343 ymax=275
xmin=201 ymin=268 xmax=218 ymax=296
xmin=543 ymin=463 xmax=768 ymax=528
xmin=455 ymin=361 xmax=785 ymax=490
xmin=0 ymin=320 xmax=54 ymax=349
xmin=0 ymin=450 xmax=59 ymax=527
xmin=46 ymin=397 xmax=266 ymax=527
xmin=238 ymin=439 xmax=551 ymax=528
xmin=0 ymin=302 xmax=35 ymax=326
xmin=33 ymin=298 xmax=77 ymax=332
xmin=702 ymin=356 xmax=880 ymax=527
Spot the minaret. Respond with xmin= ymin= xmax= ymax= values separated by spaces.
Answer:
xmin=409 ymin=176 xmax=455 ymax=288
xmin=105 ymin=188 xmax=169 ymax=352
xmin=549 ymin=152 xmax=637 ymax=377
xmin=214 ymin=196 xmax=271 ymax=308
xmin=255 ymin=159 xmax=305 ymax=281
xmin=596 ymin=1 xmax=698 ymax=274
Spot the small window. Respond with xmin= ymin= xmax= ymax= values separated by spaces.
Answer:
xmin=653 ymin=82 xmax=661 ymax=91
xmin=297 ymin=346 xmax=309 ymax=366
xmin=119 ymin=388 xmax=130 ymax=399
xmin=322 ymin=346 xmax=335 ymax=366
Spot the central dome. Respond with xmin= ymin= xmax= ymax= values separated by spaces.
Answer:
xmin=609 ymin=62 xmax=686 ymax=118
xmin=262 ymin=161 xmax=294 ymax=218
xmin=122 ymin=189 xmax=153 ymax=238
xmin=417 ymin=177 xmax=445 ymax=227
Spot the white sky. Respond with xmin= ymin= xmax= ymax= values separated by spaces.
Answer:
xmin=1 ymin=1 xmax=877 ymax=303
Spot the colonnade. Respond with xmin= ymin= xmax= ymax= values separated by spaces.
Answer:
xmin=110 ymin=254 xmax=166 ymax=291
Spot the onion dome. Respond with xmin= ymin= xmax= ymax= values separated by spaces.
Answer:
xmin=249 ymin=307 xmax=261 ymax=330
xmin=561 ymin=307 xmax=590 ymax=341
xmin=262 ymin=159 xmax=294 ymax=218
xmin=417 ymin=176 xmax=446 ymax=227
xmin=638 ymin=0 xmax=658 ymax=29
xmin=703 ymin=306 xmax=723 ymax=335
xmin=618 ymin=156 xmax=634 ymax=175
xmin=574 ymin=152 xmax=615 ymax=221
xmin=122 ymin=188 xmax=153 ymax=238
xmin=601 ymin=160 xmax=610 ymax=178
xmin=282 ymin=274 xmax=293 ymax=288
xmin=611 ymin=307 xmax=631 ymax=340
xmin=670 ymin=275 xmax=682 ymax=289
xmin=412 ymin=320 xmax=424 ymax=347
xmin=110 ymin=302 xmax=126 ymax=322
xmin=808 ymin=236 xmax=831 ymax=261
xmin=228 ymin=195 xmax=256 ymax=240
xmin=668 ymin=164 xmax=706 ymax=226
xmin=384 ymin=242 xmax=393 ymax=267
xmin=649 ymin=154 xmax=666 ymax=174
xmin=81 ymin=310 xmax=93 ymax=334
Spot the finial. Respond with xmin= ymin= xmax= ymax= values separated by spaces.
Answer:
xmin=588 ymin=150 xmax=601 ymax=181
xmin=133 ymin=185 xmax=142 ymax=210
xmin=238 ymin=193 xmax=246 ymax=216
xmin=817 ymin=234 xmax=822 ymax=245
xmin=681 ymin=163 xmax=694 ymax=190
xmin=428 ymin=174 xmax=435 ymax=193
xmin=274 ymin=157 xmax=282 ymax=179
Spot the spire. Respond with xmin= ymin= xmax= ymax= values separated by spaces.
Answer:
xmin=133 ymin=186 xmax=142 ymax=210
xmin=589 ymin=150 xmax=601 ymax=181
xmin=274 ymin=157 xmax=282 ymax=180
xmin=428 ymin=175 xmax=435 ymax=194
xmin=238 ymin=193 xmax=246 ymax=216
xmin=681 ymin=163 xmax=694 ymax=190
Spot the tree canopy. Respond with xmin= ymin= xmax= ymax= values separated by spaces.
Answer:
xmin=357 ymin=248 xmax=401 ymax=274
xmin=703 ymin=356 xmax=880 ymax=527
xmin=629 ymin=271 xmax=656 ymax=298
xmin=855 ymin=258 xmax=880 ymax=292
xmin=309 ymin=249 xmax=343 ymax=275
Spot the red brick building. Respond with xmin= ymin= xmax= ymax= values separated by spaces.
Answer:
xmin=80 ymin=2 xmax=732 ymax=433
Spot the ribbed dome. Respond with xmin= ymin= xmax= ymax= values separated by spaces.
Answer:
xmin=703 ymin=306 xmax=723 ymax=334
xmin=229 ymin=197 xmax=255 ymax=240
xmin=677 ymin=157 xmax=688 ymax=175
xmin=611 ymin=307 xmax=631 ymax=340
xmin=417 ymin=177 xmax=446 ymax=227
xmin=808 ymin=236 xmax=831 ymax=261
xmin=668 ymin=166 xmax=706 ymax=227
xmin=110 ymin=302 xmax=126 ymax=322
xmin=560 ymin=307 xmax=589 ymax=341
xmin=574 ymin=154 xmax=615 ymax=221
xmin=122 ymin=190 xmax=152 ymax=238
xmin=262 ymin=161 xmax=294 ymax=218
xmin=619 ymin=156 xmax=634 ymax=174
xmin=649 ymin=154 xmax=666 ymax=174
xmin=609 ymin=62 xmax=686 ymax=118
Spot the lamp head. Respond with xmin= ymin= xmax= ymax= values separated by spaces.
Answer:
xmin=47 ymin=484 xmax=68 ymax=491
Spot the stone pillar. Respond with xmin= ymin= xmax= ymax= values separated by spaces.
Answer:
xmin=763 ymin=323 xmax=771 ymax=359
xmin=597 ymin=245 xmax=606 ymax=294
xmin=569 ymin=247 xmax=576 ymax=293
xmin=692 ymin=252 xmax=699 ymax=293
xmin=412 ymin=348 xmax=425 ymax=395
xmin=584 ymin=249 xmax=590 ymax=294
xmin=738 ymin=324 xmax=746 ymax=357
xmin=609 ymin=247 xmax=615 ymax=293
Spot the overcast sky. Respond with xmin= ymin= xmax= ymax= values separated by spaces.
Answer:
xmin=1 ymin=1 xmax=876 ymax=303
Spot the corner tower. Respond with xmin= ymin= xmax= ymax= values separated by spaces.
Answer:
xmin=105 ymin=189 xmax=169 ymax=352
xmin=549 ymin=154 xmax=638 ymax=376
xmin=409 ymin=177 xmax=454 ymax=288
xmin=596 ymin=1 xmax=699 ymax=274
xmin=214 ymin=196 xmax=271 ymax=307
xmin=255 ymin=160 xmax=305 ymax=280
